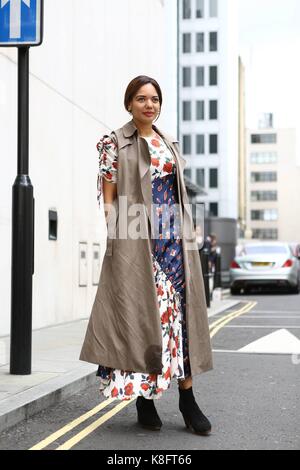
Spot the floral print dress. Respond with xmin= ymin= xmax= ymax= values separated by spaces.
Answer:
xmin=95 ymin=131 xmax=191 ymax=400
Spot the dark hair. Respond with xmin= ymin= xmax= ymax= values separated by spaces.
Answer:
xmin=124 ymin=75 xmax=163 ymax=121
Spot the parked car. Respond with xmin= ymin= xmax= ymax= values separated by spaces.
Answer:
xmin=230 ymin=242 xmax=300 ymax=295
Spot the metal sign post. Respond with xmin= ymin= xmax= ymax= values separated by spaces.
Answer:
xmin=0 ymin=0 xmax=43 ymax=374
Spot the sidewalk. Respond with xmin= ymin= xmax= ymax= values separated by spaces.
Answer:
xmin=0 ymin=293 xmax=239 ymax=433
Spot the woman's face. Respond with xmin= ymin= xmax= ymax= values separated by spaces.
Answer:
xmin=129 ymin=83 xmax=161 ymax=125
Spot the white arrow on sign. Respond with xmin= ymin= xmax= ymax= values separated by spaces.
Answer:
xmin=0 ymin=0 xmax=31 ymax=39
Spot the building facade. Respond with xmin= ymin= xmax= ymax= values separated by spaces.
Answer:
xmin=238 ymin=57 xmax=247 ymax=237
xmin=178 ymin=0 xmax=239 ymax=219
xmin=246 ymin=119 xmax=300 ymax=243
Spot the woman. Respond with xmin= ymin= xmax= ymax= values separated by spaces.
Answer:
xmin=80 ymin=75 xmax=213 ymax=435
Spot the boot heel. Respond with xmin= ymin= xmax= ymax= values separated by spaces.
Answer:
xmin=182 ymin=414 xmax=190 ymax=429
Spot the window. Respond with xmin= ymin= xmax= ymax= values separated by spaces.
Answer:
xmin=209 ymin=203 xmax=218 ymax=217
xmin=196 ymin=100 xmax=205 ymax=120
xmin=209 ymin=66 xmax=218 ymax=85
xmin=209 ymin=100 xmax=218 ymax=119
xmin=182 ymin=101 xmax=192 ymax=120
xmin=183 ymin=0 xmax=191 ymax=19
xmin=250 ymin=152 xmax=278 ymax=164
xmin=209 ymin=32 xmax=218 ymax=51
xmin=196 ymin=134 xmax=205 ymax=154
xmin=251 ymin=209 xmax=278 ymax=221
xmin=183 ymin=135 xmax=191 ymax=155
xmin=251 ymin=191 xmax=277 ymax=201
xmin=196 ymin=0 xmax=205 ymax=18
xmin=251 ymin=172 xmax=277 ymax=182
xmin=252 ymin=229 xmax=278 ymax=240
xmin=209 ymin=134 xmax=218 ymax=154
xmin=251 ymin=210 xmax=260 ymax=221
xmin=182 ymin=67 xmax=191 ymax=87
xmin=251 ymin=133 xmax=277 ymax=144
xmin=196 ymin=32 xmax=204 ymax=52
xmin=184 ymin=168 xmax=192 ymax=179
xmin=209 ymin=0 xmax=218 ymax=17
xmin=209 ymin=168 xmax=218 ymax=188
xmin=196 ymin=66 xmax=205 ymax=86
xmin=196 ymin=168 xmax=205 ymax=187
xmin=182 ymin=33 xmax=191 ymax=53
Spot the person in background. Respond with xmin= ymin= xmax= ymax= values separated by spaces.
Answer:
xmin=208 ymin=233 xmax=218 ymax=275
xmin=204 ymin=233 xmax=218 ymax=299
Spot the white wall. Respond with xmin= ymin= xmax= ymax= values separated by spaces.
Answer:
xmin=0 ymin=0 xmax=177 ymax=336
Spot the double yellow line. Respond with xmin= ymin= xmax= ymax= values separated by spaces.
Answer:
xmin=209 ymin=301 xmax=257 ymax=338
xmin=29 ymin=397 xmax=134 ymax=450
xmin=29 ymin=301 xmax=256 ymax=450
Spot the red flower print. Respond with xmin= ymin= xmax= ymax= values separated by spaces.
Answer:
xmin=163 ymin=162 xmax=173 ymax=174
xmin=112 ymin=161 xmax=118 ymax=169
xmin=167 ymin=307 xmax=173 ymax=318
xmin=141 ymin=383 xmax=149 ymax=391
xmin=124 ymin=382 xmax=134 ymax=396
xmin=172 ymin=347 xmax=177 ymax=358
xmin=175 ymin=336 xmax=179 ymax=349
xmin=151 ymin=139 xmax=161 ymax=148
xmin=151 ymin=157 xmax=160 ymax=167
xmin=157 ymin=285 xmax=164 ymax=296
xmin=148 ymin=374 xmax=157 ymax=382
xmin=111 ymin=387 xmax=119 ymax=397
xmin=161 ymin=310 xmax=169 ymax=324
xmin=164 ymin=367 xmax=171 ymax=380
xmin=105 ymin=172 xmax=112 ymax=180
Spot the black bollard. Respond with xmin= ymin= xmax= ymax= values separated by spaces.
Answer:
xmin=214 ymin=252 xmax=222 ymax=289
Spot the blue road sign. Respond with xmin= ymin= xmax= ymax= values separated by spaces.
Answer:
xmin=0 ymin=0 xmax=43 ymax=46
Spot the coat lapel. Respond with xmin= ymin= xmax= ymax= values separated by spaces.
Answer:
xmin=138 ymin=136 xmax=153 ymax=231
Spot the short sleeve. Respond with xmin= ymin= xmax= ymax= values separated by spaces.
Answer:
xmin=96 ymin=134 xmax=118 ymax=208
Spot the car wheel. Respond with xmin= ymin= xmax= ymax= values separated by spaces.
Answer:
xmin=291 ymin=282 xmax=300 ymax=294
xmin=230 ymin=287 xmax=240 ymax=296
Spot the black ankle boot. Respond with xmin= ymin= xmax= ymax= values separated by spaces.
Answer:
xmin=136 ymin=396 xmax=162 ymax=431
xmin=179 ymin=387 xmax=211 ymax=435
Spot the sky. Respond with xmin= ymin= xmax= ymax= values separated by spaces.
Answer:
xmin=238 ymin=0 xmax=300 ymax=130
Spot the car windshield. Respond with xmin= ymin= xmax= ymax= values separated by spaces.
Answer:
xmin=243 ymin=245 xmax=288 ymax=255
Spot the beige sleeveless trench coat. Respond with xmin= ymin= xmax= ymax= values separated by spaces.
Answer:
xmin=79 ymin=119 xmax=213 ymax=376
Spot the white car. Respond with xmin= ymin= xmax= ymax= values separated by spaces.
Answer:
xmin=230 ymin=242 xmax=300 ymax=295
